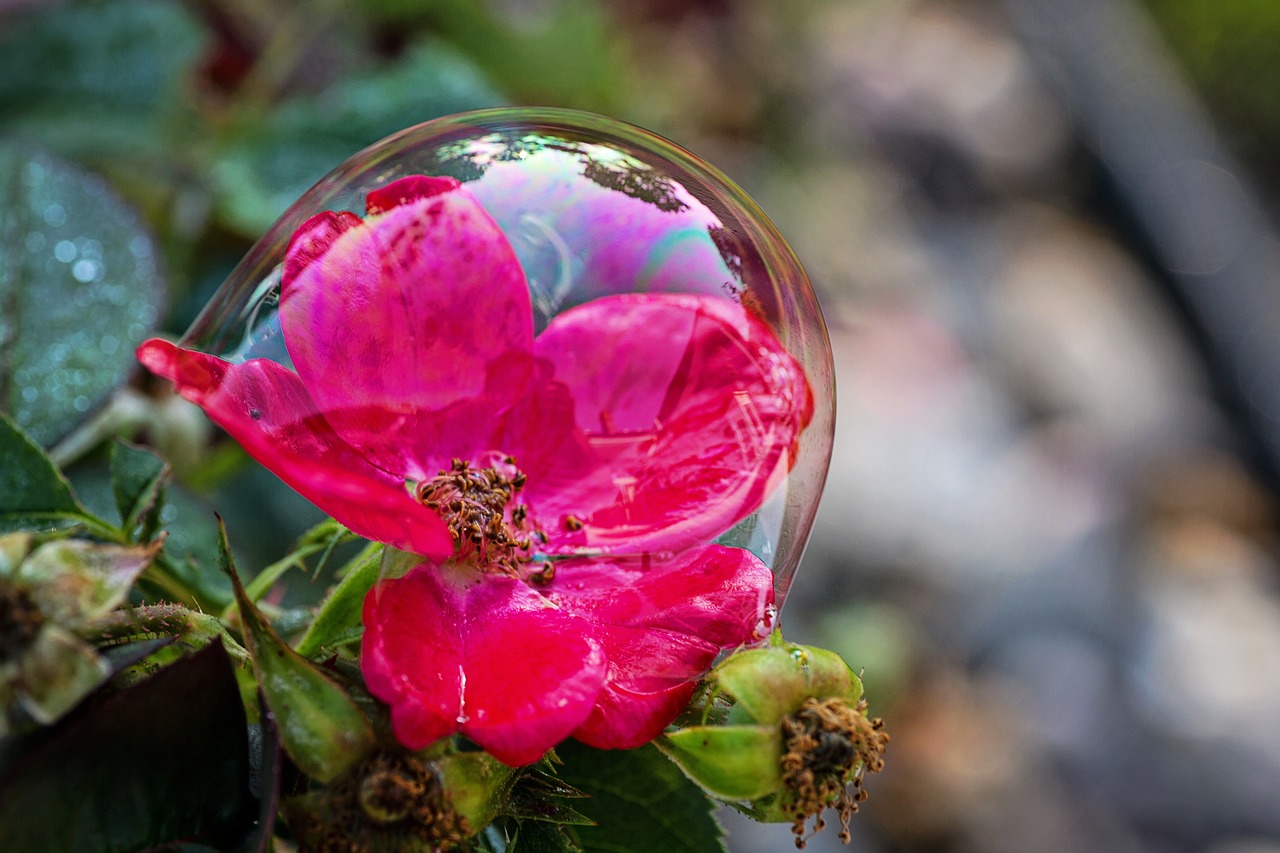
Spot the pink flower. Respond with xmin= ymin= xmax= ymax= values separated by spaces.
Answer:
xmin=138 ymin=176 xmax=812 ymax=765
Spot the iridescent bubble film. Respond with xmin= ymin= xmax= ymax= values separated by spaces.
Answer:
xmin=185 ymin=108 xmax=834 ymax=602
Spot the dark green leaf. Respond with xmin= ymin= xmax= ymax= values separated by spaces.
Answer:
xmin=70 ymin=466 xmax=232 ymax=608
xmin=506 ymin=791 xmax=595 ymax=827
xmin=212 ymin=41 xmax=504 ymax=235
xmin=553 ymin=741 xmax=727 ymax=853
xmin=0 ymin=412 xmax=86 ymax=532
xmin=0 ymin=642 xmax=257 ymax=852
xmin=0 ymin=0 xmax=204 ymax=164
xmin=510 ymin=820 xmax=584 ymax=853
xmin=110 ymin=439 xmax=168 ymax=538
xmin=0 ymin=144 xmax=166 ymax=446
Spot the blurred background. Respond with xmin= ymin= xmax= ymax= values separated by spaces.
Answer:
xmin=4 ymin=0 xmax=1280 ymax=851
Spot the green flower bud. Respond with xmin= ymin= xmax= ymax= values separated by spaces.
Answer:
xmin=0 ymin=533 xmax=158 ymax=735
xmin=715 ymin=633 xmax=863 ymax=725
xmin=659 ymin=633 xmax=889 ymax=850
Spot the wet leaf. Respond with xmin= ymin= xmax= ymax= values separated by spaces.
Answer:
xmin=212 ymin=41 xmax=504 ymax=235
xmin=221 ymin=520 xmax=375 ymax=782
xmin=0 ymin=642 xmax=257 ymax=852
xmin=553 ymin=741 xmax=727 ymax=853
xmin=0 ymin=145 xmax=165 ymax=446
xmin=0 ymin=412 xmax=86 ymax=532
xmin=0 ymin=0 xmax=204 ymax=164
xmin=110 ymin=439 xmax=168 ymax=539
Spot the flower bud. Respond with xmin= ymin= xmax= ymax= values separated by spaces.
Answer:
xmin=0 ymin=533 xmax=158 ymax=734
xmin=657 ymin=633 xmax=888 ymax=849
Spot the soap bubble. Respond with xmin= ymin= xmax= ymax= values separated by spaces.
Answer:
xmin=183 ymin=108 xmax=833 ymax=603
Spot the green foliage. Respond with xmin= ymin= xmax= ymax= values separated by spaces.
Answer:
xmin=510 ymin=820 xmax=584 ymax=853
xmin=221 ymin=521 xmax=376 ymax=782
xmin=0 ymin=0 xmax=202 ymax=158
xmin=212 ymin=41 xmax=504 ymax=235
xmin=1144 ymin=0 xmax=1280 ymax=188
xmin=360 ymin=0 xmax=626 ymax=112
xmin=0 ymin=413 xmax=85 ymax=532
xmin=0 ymin=642 xmax=261 ymax=851
xmin=0 ymin=145 xmax=164 ymax=447
xmin=294 ymin=540 xmax=383 ymax=657
xmin=553 ymin=741 xmax=728 ymax=853
xmin=109 ymin=439 xmax=168 ymax=541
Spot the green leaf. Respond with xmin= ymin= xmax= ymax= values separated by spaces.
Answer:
xmin=220 ymin=519 xmax=375 ymax=782
xmin=0 ymin=144 xmax=166 ymax=447
xmin=510 ymin=820 xmax=584 ymax=853
xmin=553 ymin=741 xmax=727 ymax=853
xmin=109 ymin=439 xmax=168 ymax=538
xmin=0 ymin=641 xmax=258 ymax=852
xmin=212 ymin=41 xmax=504 ymax=235
xmin=293 ymin=541 xmax=382 ymax=658
xmin=0 ymin=0 xmax=205 ymax=164
xmin=0 ymin=412 xmax=87 ymax=532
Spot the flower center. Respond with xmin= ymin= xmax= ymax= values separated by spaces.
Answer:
xmin=0 ymin=582 xmax=44 ymax=665
xmin=415 ymin=458 xmax=545 ymax=577
xmin=779 ymin=697 xmax=889 ymax=848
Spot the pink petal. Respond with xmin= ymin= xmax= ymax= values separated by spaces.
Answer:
xmin=279 ymin=177 xmax=534 ymax=475
xmin=546 ymin=545 xmax=774 ymax=748
xmin=137 ymin=339 xmax=453 ymax=561
xmin=283 ymin=210 xmax=361 ymax=287
xmin=361 ymin=563 xmax=608 ymax=766
xmin=573 ymin=680 xmax=697 ymax=750
xmin=528 ymin=294 xmax=812 ymax=554
xmin=365 ymin=175 xmax=459 ymax=215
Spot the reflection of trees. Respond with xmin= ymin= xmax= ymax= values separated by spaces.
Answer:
xmin=433 ymin=130 xmax=691 ymax=214
xmin=708 ymin=224 xmax=744 ymax=284
xmin=580 ymin=158 xmax=687 ymax=213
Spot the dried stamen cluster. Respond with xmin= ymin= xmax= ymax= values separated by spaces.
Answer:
xmin=779 ymin=697 xmax=889 ymax=848
xmin=289 ymin=750 xmax=468 ymax=853
xmin=415 ymin=458 xmax=542 ymax=575
xmin=0 ymin=583 xmax=43 ymax=665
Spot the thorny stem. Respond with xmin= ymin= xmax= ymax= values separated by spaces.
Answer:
xmin=85 ymin=603 xmax=249 ymax=663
